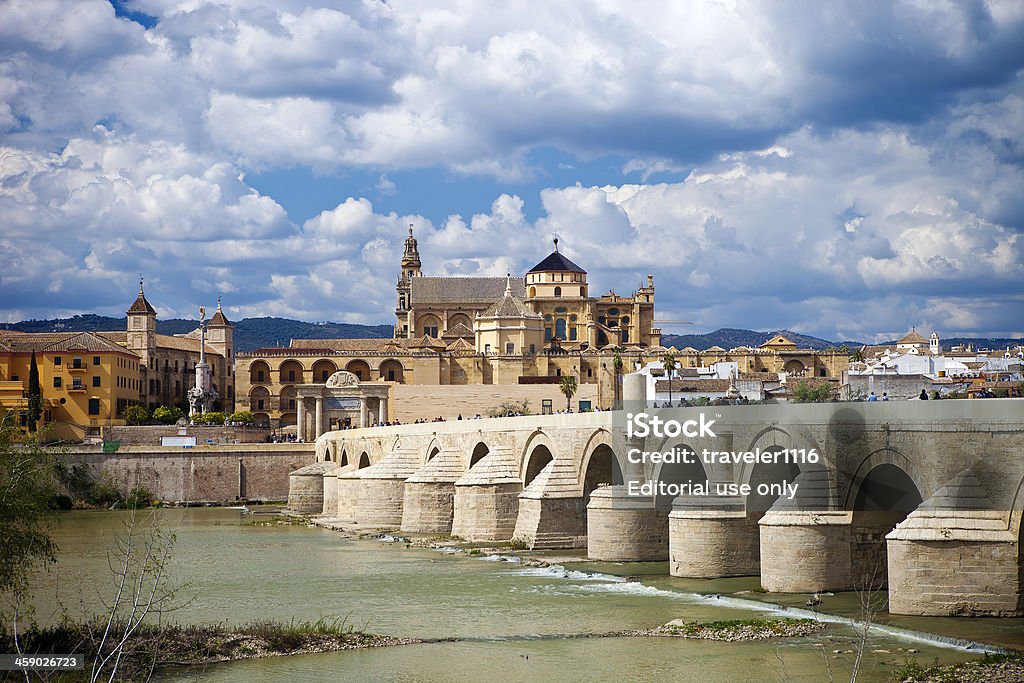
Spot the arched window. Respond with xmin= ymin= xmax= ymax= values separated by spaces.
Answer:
xmin=529 ymin=286 xmax=536 ymax=298
xmin=554 ymin=286 xmax=561 ymax=297
xmin=555 ymin=319 xmax=567 ymax=340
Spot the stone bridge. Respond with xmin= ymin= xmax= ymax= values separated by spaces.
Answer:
xmin=289 ymin=376 xmax=1024 ymax=617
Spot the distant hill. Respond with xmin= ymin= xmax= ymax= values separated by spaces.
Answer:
xmin=660 ymin=328 xmax=858 ymax=351
xmin=1 ymin=315 xmax=393 ymax=353
xmin=4 ymin=317 xmax=1017 ymax=355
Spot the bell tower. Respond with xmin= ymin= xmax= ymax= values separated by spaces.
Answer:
xmin=126 ymin=276 xmax=156 ymax=365
xmin=395 ymin=224 xmax=422 ymax=338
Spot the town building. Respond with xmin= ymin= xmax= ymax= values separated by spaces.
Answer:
xmin=0 ymin=282 xmax=235 ymax=439
xmin=236 ymin=238 xmax=850 ymax=427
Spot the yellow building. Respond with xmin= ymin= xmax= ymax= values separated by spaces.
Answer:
xmin=0 ymin=332 xmax=142 ymax=440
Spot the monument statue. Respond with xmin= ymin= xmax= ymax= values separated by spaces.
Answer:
xmin=188 ymin=304 xmax=219 ymax=419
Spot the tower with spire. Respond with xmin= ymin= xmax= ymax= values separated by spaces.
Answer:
xmin=395 ymin=225 xmax=422 ymax=338
xmin=206 ymin=295 xmax=234 ymax=368
xmin=126 ymin=276 xmax=156 ymax=365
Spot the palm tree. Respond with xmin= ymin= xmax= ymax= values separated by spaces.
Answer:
xmin=850 ymin=347 xmax=866 ymax=364
xmin=559 ymin=375 xmax=578 ymax=412
xmin=662 ymin=353 xmax=677 ymax=406
xmin=611 ymin=347 xmax=624 ymax=409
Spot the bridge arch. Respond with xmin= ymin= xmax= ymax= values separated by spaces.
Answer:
xmin=576 ymin=429 xmax=622 ymax=493
xmin=467 ymin=442 xmax=490 ymax=470
xmin=741 ymin=426 xmax=816 ymax=515
xmin=847 ymin=455 xmax=924 ymax=587
xmin=358 ymin=451 xmax=370 ymax=469
xmin=843 ymin=446 xmax=926 ymax=509
xmin=520 ymin=430 xmax=558 ymax=485
xmin=340 ymin=448 xmax=348 ymax=467
xmin=652 ymin=443 xmax=707 ymax=512
xmin=423 ymin=438 xmax=442 ymax=464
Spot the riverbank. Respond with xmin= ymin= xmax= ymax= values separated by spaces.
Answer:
xmin=2 ymin=619 xmax=417 ymax=681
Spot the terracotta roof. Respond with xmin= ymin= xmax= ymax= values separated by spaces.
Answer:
xmin=127 ymin=288 xmax=156 ymax=315
xmin=410 ymin=335 xmax=446 ymax=350
xmin=441 ymin=322 xmax=475 ymax=339
xmin=209 ymin=302 xmax=231 ymax=326
xmin=760 ymin=335 xmax=797 ymax=348
xmin=1 ymin=331 xmax=137 ymax=356
xmin=898 ymin=329 xmax=929 ymax=345
xmin=479 ymin=290 xmax=541 ymax=319
xmin=97 ymin=331 xmax=127 ymax=344
xmin=446 ymin=338 xmax=476 ymax=352
xmin=154 ymin=334 xmax=223 ymax=356
xmin=705 ymin=345 xmax=726 ymax=352
xmin=528 ymin=250 xmax=586 ymax=274
xmin=289 ymin=338 xmax=408 ymax=352
xmin=410 ymin=276 xmax=525 ymax=305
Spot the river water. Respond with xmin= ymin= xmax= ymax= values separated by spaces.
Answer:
xmin=28 ymin=508 xmax=1023 ymax=682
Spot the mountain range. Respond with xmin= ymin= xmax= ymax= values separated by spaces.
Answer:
xmin=2 ymin=316 xmax=1018 ymax=354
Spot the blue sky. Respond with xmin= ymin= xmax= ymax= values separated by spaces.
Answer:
xmin=1 ymin=0 xmax=1022 ymax=342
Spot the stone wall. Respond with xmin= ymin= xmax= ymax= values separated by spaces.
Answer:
xmin=391 ymin=383 xmax=599 ymax=423
xmin=102 ymin=424 xmax=272 ymax=446
xmin=65 ymin=443 xmax=314 ymax=504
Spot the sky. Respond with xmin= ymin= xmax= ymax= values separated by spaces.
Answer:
xmin=1 ymin=0 xmax=1022 ymax=343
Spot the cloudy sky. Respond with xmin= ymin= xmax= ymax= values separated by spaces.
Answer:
xmin=1 ymin=0 xmax=1022 ymax=342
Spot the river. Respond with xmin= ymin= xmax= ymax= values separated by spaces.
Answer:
xmin=26 ymin=508 xmax=1023 ymax=682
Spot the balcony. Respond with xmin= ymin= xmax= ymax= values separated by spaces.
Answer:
xmin=68 ymin=360 xmax=87 ymax=373
xmin=68 ymin=383 xmax=86 ymax=392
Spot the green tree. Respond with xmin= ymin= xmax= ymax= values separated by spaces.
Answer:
xmin=559 ymin=375 xmax=578 ymax=411
xmin=793 ymin=381 xmax=832 ymax=403
xmin=850 ymin=347 xmax=866 ymax=364
xmin=227 ymin=410 xmax=255 ymax=424
xmin=152 ymin=405 xmax=183 ymax=425
xmin=193 ymin=412 xmax=225 ymax=425
xmin=662 ymin=353 xmax=677 ymax=405
xmin=0 ymin=424 xmax=59 ymax=599
xmin=123 ymin=404 xmax=149 ymax=425
xmin=27 ymin=351 xmax=42 ymax=433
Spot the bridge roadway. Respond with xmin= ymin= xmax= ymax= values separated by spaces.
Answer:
xmin=288 ymin=377 xmax=1024 ymax=617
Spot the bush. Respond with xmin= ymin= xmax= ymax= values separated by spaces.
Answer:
xmin=87 ymin=474 xmax=124 ymax=507
xmin=124 ymin=484 xmax=154 ymax=509
xmin=227 ymin=410 xmax=255 ymax=424
xmin=193 ymin=412 xmax=225 ymax=425
xmin=487 ymin=399 xmax=531 ymax=418
xmin=152 ymin=405 xmax=183 ymax=425
xmin=123 ymin=404 xmax=149 ymax=425
xmin=793 ymin=381 xmax=832 ymax=403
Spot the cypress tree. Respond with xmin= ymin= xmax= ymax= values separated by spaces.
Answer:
xmin=27 ymin=350 xmax=42 ymax=432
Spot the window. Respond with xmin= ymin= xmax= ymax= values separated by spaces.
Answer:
xmin=88 ymin=398 xmax=100 ymax=416
xmin=54 ymin=356 xmax=62 ymax=366
xmin=424 ymin=326 xmax=438 ymax=338
xmin=529 ymin=344 xmax=536 ymax=354
xmin=53 ymin=376 xmax=62 ymax=388
xmin=555 ymin=319 xmax=567 ymax=339
xmin=608 ymin=308 xmax=619 ymax=316
xmin=505 ymin=342 xmax=514 ymax=354
xmin=11 ymin=374 xmax=18 ymax=381
xmin=72 ymin=357 xmax=83 ymax=369
xmin=92 ymin=376 xmax=101 ymax=387
xmin=544 ymin=328 xmax=552 ymax=341
xmin=256 ymin=370 xmax=265 ymax=382
xmin=484 ymin=344 xmax=491 ymax=354
xmin=387 ymin=369 xmax=396 ymax=381
xmin=587 ymin=367 xmax=592 ymax=378
xmin=93 ymin=356 xmax=100 ymax=365
xmin=257 ymin=398 xmax=265 ymax=410
xmin=287 ymin=370 xmax=296 ymax=382
xmin=72 ymin=379 xmax=84 ymax=390
xmin=555 ymin=306 xmax=567 ymax=313
xmin=570 ymin=326 xmax=578 ymax=341
xmin=175 ymin=360 xmax=179 ymax=372
xmin=554 ymin=286 xmax=561 ymax=297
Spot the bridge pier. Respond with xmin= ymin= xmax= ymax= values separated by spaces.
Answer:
xmin=322 ymin=468 xmax=340 ymax=516
xmin=586 ymin=486 xmax=668 ymax=561
xmin=759 ymin=511 xmax=853 ymax=592
xmin=356 ymin=446 xmax=421 ymax=528
xmin=887 ymin=469 xmax=1021 ymax=616
xmin=287 ymin=462 xmax=338 ymax=514
xmin=335 ymin=470 xmax=361 ymax=522
xmin=514 ymin=496 xmax=587 ymax=549
xmin=401 ymin=448 xmax=463 ymax=534
xmin=451 ymin=447 xmax=522 ymax=541
xmin=668 ymin=496 xmax=759 ymax=577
